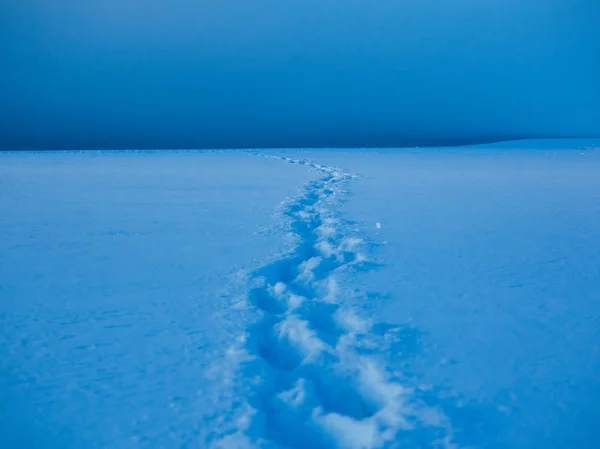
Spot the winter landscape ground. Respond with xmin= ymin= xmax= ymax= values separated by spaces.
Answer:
xmin=1 ymin=140 xmax=599 ymax=449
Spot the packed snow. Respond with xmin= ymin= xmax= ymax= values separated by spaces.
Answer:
xmin=1 ymin=141 xmax=599 ymax=449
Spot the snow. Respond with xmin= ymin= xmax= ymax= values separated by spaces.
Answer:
xmin=2 ymin=141 xmax=600 ymax=448
xmin=270 ymin=143 xmax=600 ymax=448
xmin=0 ymin=151 xmax=313 ymax=448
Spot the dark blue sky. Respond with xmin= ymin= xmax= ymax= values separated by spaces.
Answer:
xmin=1 ymin=1 xmax=599 ymax=150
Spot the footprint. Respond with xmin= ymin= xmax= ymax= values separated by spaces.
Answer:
xmin=211 ymin=155 xmax=456 ymax=449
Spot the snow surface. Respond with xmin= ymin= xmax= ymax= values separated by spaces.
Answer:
xmin=1 ymin=141 xmax=600 ymax=448
xmin=0 ymin=151 xmax=313 ymax=448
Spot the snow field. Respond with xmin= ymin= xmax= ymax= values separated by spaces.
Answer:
xmin=208 ymin=157 xmax=454 ymax=449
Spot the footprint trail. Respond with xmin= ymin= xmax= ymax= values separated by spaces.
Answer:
xmin=208 ymin=156 xmax=455 ymax=449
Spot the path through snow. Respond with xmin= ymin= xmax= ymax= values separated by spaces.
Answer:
xmin=207 ymin=156 xmax=455 ymax=449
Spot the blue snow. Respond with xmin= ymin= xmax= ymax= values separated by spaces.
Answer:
xmin=0 ymin=151 xmax=313 ymax=448
xmin=1 ymin=141 xmax=600 ymax=448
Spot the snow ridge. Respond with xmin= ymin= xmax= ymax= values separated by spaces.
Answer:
xmin=208 ymin=156 xmax=454 ymax=449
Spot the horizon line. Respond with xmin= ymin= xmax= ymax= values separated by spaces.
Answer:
xmin=1 ymin=135 xmax=599 ymax=153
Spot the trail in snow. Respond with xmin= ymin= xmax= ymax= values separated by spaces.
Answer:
xmin=207 ymin=156 xmax=455 ymax=449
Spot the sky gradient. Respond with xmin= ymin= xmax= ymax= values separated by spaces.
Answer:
xmin=1 ymin=1 xmax=599 ymax=150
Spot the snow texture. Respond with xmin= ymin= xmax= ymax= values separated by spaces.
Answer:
xmin=2 ymin=140 xmax=600 ymax=449
xmin=269 ymin=141 xmax=600 ymax=449
xmin=206 ymin=156 xmax=454 ymax=449
xmin=0 ymin=151 xmax=313 ymax=449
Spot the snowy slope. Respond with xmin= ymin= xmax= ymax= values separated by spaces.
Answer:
xmin=2 ymin=142 xmax=600 ymax=449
